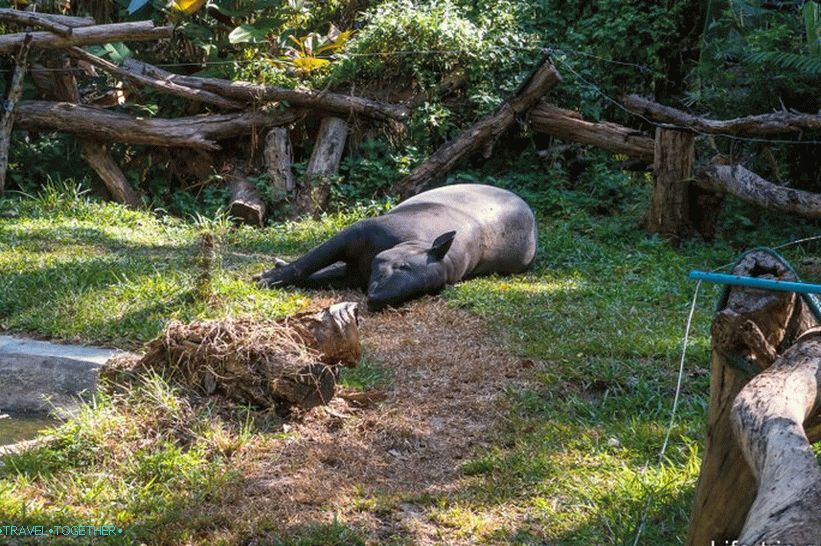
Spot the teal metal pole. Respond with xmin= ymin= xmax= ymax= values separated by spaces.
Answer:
xmin=688 ymin=271 xmax=821 ymax=294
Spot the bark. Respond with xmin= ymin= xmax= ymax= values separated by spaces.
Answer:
xmin=732 ymin=331 xmax=821 ymax=544
xmin=646 ymin=128 xmax=695 ymax=239
xmin=67 ymin=47 xmax=243 ymax=111
xmin=120 ymin=58 xmax=410 ymax=122
xmin=622 ymin=94 xmax=821 ymax=136
xmin=14 ymin=101 xmax=303 ymax=150
xmin=264 ymin=127 xmax=295 ymax=193
xmin=695 ymin=164 xmax=821 ymax=220
xmin=395 ymin=56 xmax=562 ymax=198
xmin=80 ymin=141 xmax=141 ymax=207
xmin=0 ymin=22 xmax=173 ymax=54
xmin=228 ymin=172 xmax=266 ymax=227
xmin=529 ymin=102 xmax=654 ymax=161
xmin=0 ymin=9 xmax=95 ymax=28
xmin=687 ymin=250 xmax=819 ymax=546
xmin=0 ymin=36 xmax=32 ymax=196
xmin=295 ymin=117 xmax=348 ymax=215
xmin=0 ymin=8 xmax=74 ymax=35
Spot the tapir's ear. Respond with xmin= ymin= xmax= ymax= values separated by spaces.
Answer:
xmin=429 ymin=231 xmax=456 ymax=260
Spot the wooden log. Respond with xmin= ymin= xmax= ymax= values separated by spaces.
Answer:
xmin=0 ymin=35 xmax=32 ymax=196
xmin=0 ymin=21 xmax=173 ymax=55
xmin=67 ymin=47 xmax=242 ymax=111
xmin=622 ymin=94 xmax=821 ymax=136
xmin=263 ymin=127 xmax=295 ymax=194
xmin=0 ymin=9 xmax=94 ymax=28
xmin=295 ymin=116 xmax=348 ymax=215
xmin=14 ymin=101 xmax=303 ymax=150
xmin=0 ymin=8 xmax=73 ymax=35
xmin=80 ymin=141 xmax=141 ymax=207
xmin=395 ymin=56 xmax=562 ymax=198
xmin=228 ymin=172 xmax=266 ymax=226
xmin=646 ymin=127 xmax=695 ymax=238
xmin=687 ymin=250 xmax=819 ymax=546
xmin=695 ymin=164 xmax=821 ymax=220
xmin=529 ymin=102 xmax=654 ymax=161
xmin=121 ymin=58 xmax=410 ymax=122
xmin=731 ymin=330 xmax=821 ymax=544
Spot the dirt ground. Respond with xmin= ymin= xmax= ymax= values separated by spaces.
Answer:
xmin=222 ymin=292 xmax=535 ymax=545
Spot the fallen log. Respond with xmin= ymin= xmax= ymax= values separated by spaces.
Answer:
xmin=68 ymin=47 xmax=243 ymax=111
xmin=529 ymin=102 xmax=654 ymax=161
xmin=295 ymin=116 xmax=348 ymax=215
xmin=0 ymin=21 xmax=173 ymax=55
xmin=0 ymin=36 xmax=32 ymax=196
xmin=622 ymin=94 xmax=821 ymax=136
xmin=731 ymin=329 xmax=821 ymax=544
xmin=695 ymin=164 xmax=821 ymax=220
xmin=14 ymin=101 xmax=303 ymax=150
xmin=0 ymin=8 xmax=73 ymax=35
xmin=687 ymin=249 xmax=819 ymax=545
xmin=0 ymin=9 xmax=94 ymax=28
xmin=228 ymin=170 xmax=266 ymax=226
xmin=121 ymin=58 xmax=410 ymax=121
xmin=395 ymin=55 xmax=561 ymax=198
xmin=119 ymin=302 xmax=362 ymax=411
xmin=264 ymin=127 xmax=295 ymax=194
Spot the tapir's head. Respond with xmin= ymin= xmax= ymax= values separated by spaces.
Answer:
xmin=367 ymin=231 xmax=456 ymax=311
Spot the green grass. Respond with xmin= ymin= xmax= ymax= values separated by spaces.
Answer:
xmin=0 ymin=177 xmax=818 ymax=544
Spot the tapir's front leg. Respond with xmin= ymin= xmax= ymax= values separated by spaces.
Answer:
xmin=254 ymin=228 xmax=353 ymax=288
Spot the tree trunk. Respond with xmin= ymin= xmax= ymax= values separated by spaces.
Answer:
xmin=687 ymin=250 xmax=819 ymax=546
xmin=295 ymin=117 xmax=348 ymax=216
xmin=529 ymin=102 xmax=654 ymax=161
xmin=121 ymin=58 xmax=410 ymax=122
xmin=228 ymin=171 xmax=266 ymax=227
xmin=0 ymin=21 xmax=173 ymax=54
xmin=0 ymin=8 xmax=74 ymax=35
xmin=0 ymin=36 xmax=32 ymax=196
xmin=395 ymin=56 xmax=562 ymax=198
xmin=14 ymin=101 xmax=303 ymax=150
xmin=264 ymin=127 xmax=295 ymax=194
xmin=731 ymin=330 xmax=821 ymax=544
xmin=695 ymin=164 xmax=821 ymax=220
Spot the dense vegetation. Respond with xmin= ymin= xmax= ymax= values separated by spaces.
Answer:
xmin=1 ymin=0 xmax=820 ymax=544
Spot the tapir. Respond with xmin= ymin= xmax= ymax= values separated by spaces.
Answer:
xmin=254 ymin=184 xmax=537 ymax=310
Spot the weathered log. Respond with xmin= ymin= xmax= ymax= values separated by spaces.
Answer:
xmin=121 ymin=58 xmax=410 ymax=122
xmin=228 ymin=171 xmax=266 ymax=226
xmin=646 ymin=128 xmax=696 ymax=239
xmin=0 ymin=9 xmax=94 ymax=28
xmin=695 ymin=164 xmax=821 ymax=220
xmin=0 ymin=22 xmax=173 ymax=54
xmin=0 ymin=8 xmax=73 ymax=35
xmin=263 ymin=127 xmax=295 ymax=194
xmin=687 ymin=249 xmax=819 ymax=546
xmin=731 ymin=330 xmax=821 ymax=544
xmin=622 ymin=94 xmax=821 ymax=136
xmin=0 ymin=35 xmax=32 ymax=196
xmin=395 ymin=56 xmax=562 ymax=198
xmin=529 ymin=102 xmax=654 ymax=161
xmin=14 ymin=101 xmax=303 ymax=150
xmin=67 ymin=47 xmax=243 ymax=111
xmin=295 ymin=116 xmax=348 ymax=215
xmin=80 ymin=141 xmax=141 ymax=207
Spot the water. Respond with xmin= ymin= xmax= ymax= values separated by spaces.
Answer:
xmin=0 ymin=414 xmax=58 ymax=446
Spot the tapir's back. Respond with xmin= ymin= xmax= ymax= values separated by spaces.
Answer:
xmin=389 ymin=184 xmax=537 ymax=275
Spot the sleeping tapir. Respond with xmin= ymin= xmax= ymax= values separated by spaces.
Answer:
xmin=254 ymin=184 xmax=537 ymax=310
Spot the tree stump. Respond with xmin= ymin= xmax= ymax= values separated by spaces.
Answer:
xmin=264 ymin=127 xmax=295 ymax=195
xmin=0 ymin=35 xmax=31 ymax=196
xmin=645 ymin=127 xmax=723 ymax=241
xmin=295 ymin=116 xmax=348 ymax=216
xmin=687 ymin=249 xmax=819 ymax=545
xmin=227 ymin=167 xmax=266 ymax=226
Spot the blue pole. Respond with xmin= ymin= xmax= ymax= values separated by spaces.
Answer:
xmin=688 ymin=270 xmax=821 ymax=294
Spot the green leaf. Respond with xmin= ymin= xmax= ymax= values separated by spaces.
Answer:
xmin=229 ymin=24 xmax=266 ymax=44
xmin=803 ymin=0 xmax=819 ymax=54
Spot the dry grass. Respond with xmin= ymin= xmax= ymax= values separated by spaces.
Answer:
xmin=194 ymin=293 xmax=535 ymax=544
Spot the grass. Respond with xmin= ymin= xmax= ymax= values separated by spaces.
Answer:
xmin=0 ymin=175 xmax=819 ymax=544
